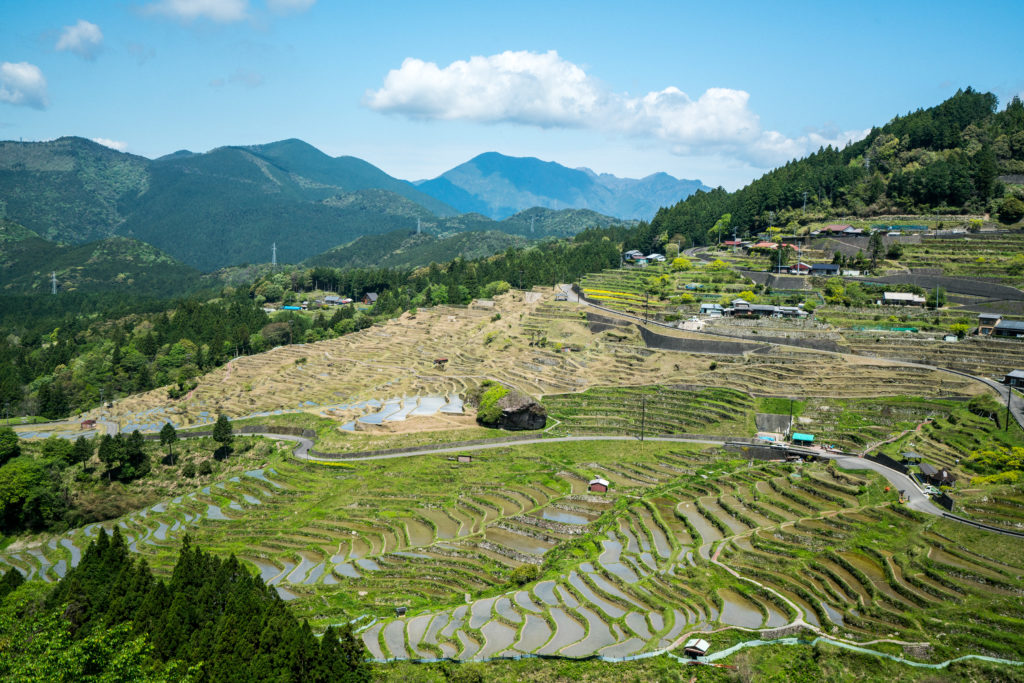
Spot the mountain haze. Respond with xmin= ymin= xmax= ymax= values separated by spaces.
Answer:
xmin=415 ymin=152 xmax=708 ymax=220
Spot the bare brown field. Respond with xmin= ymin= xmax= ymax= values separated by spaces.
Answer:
xmin=89 ymin=290 xmax=979 ymax=432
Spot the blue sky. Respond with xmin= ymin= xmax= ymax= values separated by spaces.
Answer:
xmin=2 ymin=0 xmax=1022 ymax=190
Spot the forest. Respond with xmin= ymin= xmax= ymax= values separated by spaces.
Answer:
xmin=0 ymin=531 xmax=369 ymax=681
xmin=637 ymin=89 xmax=1024 ymax=252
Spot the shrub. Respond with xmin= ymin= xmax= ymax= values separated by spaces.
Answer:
xmin=476 ymin=383 xmax=509 ymax=423
xmin=509 ymin=564 xmax=540 ymax=586
xmin=998 ymin=196 xmax=1024 ymax=224
xmin=182 ymin=462 xmax=197 ymax=478
xmin=198 ymin=460 xmax=213 ymax=476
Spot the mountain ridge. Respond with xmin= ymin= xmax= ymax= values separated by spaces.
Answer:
xmin=415 ymin=151 xmax=709 ymax=220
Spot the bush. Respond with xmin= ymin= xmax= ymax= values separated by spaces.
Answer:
xmin=198 ymin=460 xmax=213 ymax=476
xmin=509 ymin=564 xmax=540 ymax=585
xmin=476 ymin=382 xmax=509 ymax=423
xmin=998 ymin=196 xmax=1024 ymax=224
xmin=182 ymin=462 xmax=197 ymax=478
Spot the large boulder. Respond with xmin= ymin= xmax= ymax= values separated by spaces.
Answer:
xmin=493 ymin=391 xmax=547 ymax=430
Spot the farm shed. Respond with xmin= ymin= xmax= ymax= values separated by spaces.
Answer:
xmin=362 ymin=293 xmax=379 ymax=305
xmin=81 ymin=419 xmax=96 ymax=430
xmin=684 ymin=638 xmax=711 ymax=657
xmin=588 ymin=477 xmax=610 ymax=493
xmin=1005 ymin=370 xmax=1024 ymax=388
xmin=919 ymin=463 xmax=956 ymax=486
xmin=883 ymin=292 xmax=926 ymax=306
xmin=791 ymin=432 xmax=814 ymax=445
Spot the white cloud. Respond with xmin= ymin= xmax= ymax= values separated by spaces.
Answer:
xmin=266 ymin=0 xmax=315 ymax=13
xmin=366 ymin=51 xmax=603 ymax=128
xmin=56 ymin=20 xmax=104 ymax=61
xmin=209 ymin=68 xmax=264 ymax=88
xmin=92 ymin=137 xmax=128 ymax=152
xmin=145 ymin=0 xmax=249 ymax=22
xmin=367 ymin=50 xmax=869 ymax=167
xmin=0 ymin=62 xmax=48 ymax=109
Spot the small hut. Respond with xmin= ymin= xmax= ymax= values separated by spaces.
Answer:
xmin=588 ymin=477 xmax=610 ymax=493
xmin=80 ymin=419 xmax=96 ymax=430
xmin=683 ymin=638 xmax=711 ymax=658
xmin=457 ymin=454 xmax=472 ymax=463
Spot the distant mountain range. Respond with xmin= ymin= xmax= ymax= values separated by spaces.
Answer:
xmin=0 ymin=137 xmax=681 ymax=271
xmin=415 ymin=152 xmax=709 ymax=220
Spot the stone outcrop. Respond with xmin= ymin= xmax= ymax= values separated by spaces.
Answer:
xmin=493 ymin=391 xmax=547 ymax=430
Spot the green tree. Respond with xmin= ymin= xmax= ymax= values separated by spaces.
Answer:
xmin=671 ymin=256 xmax=692 ymax=271
xmin=0 ymin=427 xmax=19 ymax=466
xmin=868 ymin=231 xmax=885 ymax=269
xmin=999 ymin=196 xmax=1024 ymax=224
xmin=159 ymin=423 xmax=179 ymax=465
xmin=70 ymin=435 xmax=93 ymax=465
xmin=212 ymin=414 xmax=233 ymax=458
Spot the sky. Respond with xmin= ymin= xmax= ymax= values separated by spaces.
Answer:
xmin=1 ymin=0 xmax=1023 ymax=191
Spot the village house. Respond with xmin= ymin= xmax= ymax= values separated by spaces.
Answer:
xmin=699 ymin=303 xmax=724 ymax=317
xmin=810 ymin=263 xmax=840 ymax=276
xmin=588 ymin=477 xmax=610 ymax=493
xmin=978 ymin=313 xmax=1024 ymax=338
xmin=1005 ymin=370 xmax=1024 ymax=388
xmin=362 ymin=292 xmax=379 ymax=305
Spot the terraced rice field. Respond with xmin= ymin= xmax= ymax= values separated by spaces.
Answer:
xmin=544 ymin=385 xmax=755 ymax=437
xmin=842 ymin=334 xmax=1024 ymax=380
xmin=896 ymin=234 xmax=1024 ymax=284
xmin=7 ymin=439 xmax=1021 ymax=664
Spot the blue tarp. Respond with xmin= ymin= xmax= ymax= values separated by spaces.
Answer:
xmin=792 ymin=433 xmax=814 ymax=442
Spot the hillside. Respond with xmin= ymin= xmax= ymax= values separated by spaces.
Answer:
xmin=0 ymin=137 xmax=460 ymax=271
xmin=640 ymin=89 xmax=1024 ymax=251
xmin=304 ymin=229 xmax=527 ymax=270
xmin=0 ymin=219 xmax=203 ymax=297
xmin=0 ymin=137 xmax=150 ymax=243
xmin=303 ymin=208 xmax=632 ymax=270
xmin=416 ymin=151 xmax=708 ymax=220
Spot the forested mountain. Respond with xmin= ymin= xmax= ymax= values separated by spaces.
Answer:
xmin=416 ymin=152 xmax=708 ymax=220
xmin=0 ymin=532 xmax=368 ymax=681
xmin=636 ymin=89 xmax=1024 ymax=251
xmin=0 ymin=220 xmax=204 ymax=297
xmin=305 ymin=229 xmax=527 ymax=270
xmin=0 ymin=138 xmax=649 ymax=271
xmin=0 ymin=137 xmax=458 ymax=270
xmin=304 ymin=206 xmax=631 ymax=270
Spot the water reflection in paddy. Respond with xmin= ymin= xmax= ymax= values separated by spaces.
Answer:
xmin=541 ymin=508 xmax=592 ymax=525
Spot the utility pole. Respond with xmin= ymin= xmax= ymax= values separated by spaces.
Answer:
xmin=530 ymin=216 xmax=535 ymax=235
xmin=51 ymin=271 xmax=57 ymax=295
xmin=1005 ymin=386 xmax=1012 ymax=433
xmin=271 ymin=243 xmax=277 ymax=268
xmin=640 ymin=392 xmax=647 ymax=443
xmin=416 ymin=217 xmax=421 ymax=235
xmin=802 ymin=191 xmax=808 ymax=214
